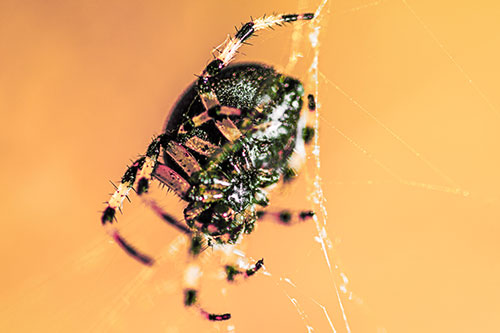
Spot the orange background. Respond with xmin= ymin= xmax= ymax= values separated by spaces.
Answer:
xmin=1 ymin=0 xmax=500 ymax=332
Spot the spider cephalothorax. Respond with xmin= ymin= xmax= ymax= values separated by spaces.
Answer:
xmin=101 ymin=12 xmax=316 ymax=321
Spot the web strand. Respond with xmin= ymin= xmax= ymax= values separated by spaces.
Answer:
xmin=401 ymin=0 xmax=500 ymax=119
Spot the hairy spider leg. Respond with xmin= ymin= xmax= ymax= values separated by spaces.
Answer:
xmin=279 ymin=92 xmax=317 ymax=184
xmin=151 ymin=139 xmax=221 ymax=255
xmin=102 ymin=136 xmax=233 ymax=320
xmin=213 ymin=13 xmax=314 ymax=68
xmin=141 ymin=197 xmax=192 ymax=235
xmin=130 ymin=137 xmax=203 ymax=234
xmin=100 ymin=135 xmax=168 ymax=264
xmin=185 ymin=12 xmax=314 ymax=130
xmin=101 ymin=135 xmax=165 ymax=225
xmin=163 ymin=140 xmax=202 ymax=177
xmin=101 ymin=134 xmax=200 ymax=264
xmin=183 ymin=233 xmax=263 ymax=321
xmin=200 ymin=309 xmax=231 ymax=321
xmin=110 ymin=206 xmax=191 ymax=265
xmin=145 ymin=139 xmax=217 ymax=250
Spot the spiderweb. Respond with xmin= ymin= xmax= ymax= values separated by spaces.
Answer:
xmin=2 ymin=0 xmax=500 ymax=332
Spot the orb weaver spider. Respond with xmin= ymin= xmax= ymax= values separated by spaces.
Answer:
xmin=102 ymin=12 xmax=317 ymax=321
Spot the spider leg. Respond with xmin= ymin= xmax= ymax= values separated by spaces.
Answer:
xmin=184 ymin=12 xmax=314 ymax=130
xmin=141 ymin=196 xmax=191 ymax=235
xmin=163 ymin=140 xmax=202 ymax=177
xmin=138 ymin=139 xmax=203 ymax=233
xmin=108 ymin=229 xmax=154 ymax=265
xmin=225 ymin=258 xmax=264 ymax=282
xmin=153 ymin=163 xmax=191 ymax=198
xmin=256 ymin=209 xmax=315 ymax=225
xmin=100 ymin=136 xmax=164 ymax=264
xmin=183 ymin=265 xmax=231 ymax=321
xmin=102 ymin=135 xmax=195 ymax=265
xmin=111 ymin=168 xmax=191 ymax=264
xmin=101 ymin=135 xmax=163 ymax=225
xmin=205 ymin=12 xmax=315 ymax=75
xmin=302 ymin=93 xmax=316 ymax=145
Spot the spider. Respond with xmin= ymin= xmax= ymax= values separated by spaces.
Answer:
xmin=101 ymin=12 xmax=317 ymax=321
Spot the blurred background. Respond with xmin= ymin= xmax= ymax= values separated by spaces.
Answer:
xmin=1 ymin=0 xmax=500 ymax=332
